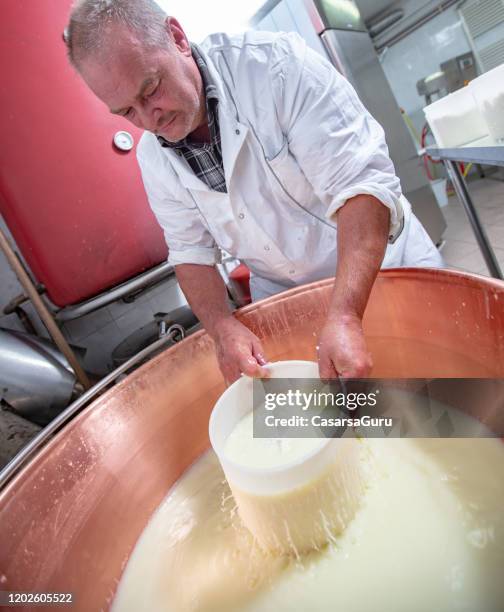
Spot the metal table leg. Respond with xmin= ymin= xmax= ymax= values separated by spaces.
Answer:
xmin=445 ymin=160 xmax=503 ymax=280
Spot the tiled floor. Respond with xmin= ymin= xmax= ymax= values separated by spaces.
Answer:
xmin=61 ymin=275 xmax=188 ymax=376
xmin=439 ymin=176 xmax=504 ymax=275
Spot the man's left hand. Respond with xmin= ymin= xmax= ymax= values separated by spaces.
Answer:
xmin=317 ymin=314 xmax=373 ymax=380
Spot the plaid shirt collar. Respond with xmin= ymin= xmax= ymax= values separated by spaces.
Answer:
xmin=157 ymin=44 xmax=220 ymax=150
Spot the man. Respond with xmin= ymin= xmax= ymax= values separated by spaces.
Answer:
xmin=67 ymin=0 xmax=443 ymax=384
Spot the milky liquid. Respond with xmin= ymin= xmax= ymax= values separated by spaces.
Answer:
xmin=112 ymin=438 xmax=504 ymax=612
xmin=224 ymin=411 xmax=326 ymax=469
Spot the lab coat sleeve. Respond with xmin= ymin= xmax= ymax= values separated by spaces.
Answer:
xmin=271 ymin=33 xmax=403 ymax=239
xmin=137 ymin=142 xmax=221 ymax=267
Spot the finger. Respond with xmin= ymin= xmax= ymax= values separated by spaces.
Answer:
xmin=251 ymin=341 xmax=270 ymax=378
xmin=256 ymin=363 xmax=271 ymax=378
xmin=317 ymin=346 xmax=338 ymax=382
xmin=237 ymin=354 xmax=269 ymax=378
xmin=251 ymin=339 xmax=268 ymax=366
xmin=344 ymin=355 xmax=373 ymax=378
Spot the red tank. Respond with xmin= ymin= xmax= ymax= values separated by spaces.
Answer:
xmin=0 ymin=0 xmax=167 ymax=307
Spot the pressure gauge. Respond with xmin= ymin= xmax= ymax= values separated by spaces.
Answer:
xmin=113 ymin=131 xmax=134 ymax=151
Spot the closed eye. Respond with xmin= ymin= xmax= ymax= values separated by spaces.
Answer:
xmin=145 ymin=79 xmax=161 ymax=99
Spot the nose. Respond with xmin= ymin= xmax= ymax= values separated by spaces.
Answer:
xmin=151 ymin=106 xmax=163 ymax=125
xmin=133 ymin=102 xmax=162 ymax=133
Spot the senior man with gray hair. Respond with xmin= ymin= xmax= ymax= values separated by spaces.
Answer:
xmin=66 ymin=0 xmax=443 ymax=384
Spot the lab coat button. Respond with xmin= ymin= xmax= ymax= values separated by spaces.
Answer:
xmin=238 ymin=213 xmax=245 ymax=219
xmin=235 ymin=129 xmax=240 ymax=135
xmin=264 ymin=245 xmax=270 ymax=251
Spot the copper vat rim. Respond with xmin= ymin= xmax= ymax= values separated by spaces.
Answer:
xmin=1 ymin=267 xmax=503 ymax=502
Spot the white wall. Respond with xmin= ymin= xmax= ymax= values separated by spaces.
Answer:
xmin=255 ymin=0 xmax=328 ymax=58
xmin=379 ymin=4 xmax=472 ymax=132
xmin=154 ymin=0 xmax=265 ymax=42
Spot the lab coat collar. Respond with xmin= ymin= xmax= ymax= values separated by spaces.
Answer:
xmin=203 ymin=44 xmax=251 ymax=182
xmin=163 ymin=46 xmax=250 ymax=195
xmin=160 ymin=115 xmax=248 ymax=197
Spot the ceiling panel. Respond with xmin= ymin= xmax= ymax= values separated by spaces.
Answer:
xmin=355 ymin=0 xmax=402 ymax=23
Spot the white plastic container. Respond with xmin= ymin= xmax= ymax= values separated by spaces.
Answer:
xmin=209 ymin=360 xmax=366 ymax=556
xmin=424 ymin=86 xmax=489 ymax=147
xmin=470 ymin=63 xmax=504 ymax=144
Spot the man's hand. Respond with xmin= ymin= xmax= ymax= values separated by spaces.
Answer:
xmin=319 ymin=194 xmax=389 ymax=380
xmin=175 ymin=264 xmax=269 ymax=385
xmin=214 ymin=317 xmax=269 ymax=385
xmin=318 ymin=314 xmax=373 ymax=380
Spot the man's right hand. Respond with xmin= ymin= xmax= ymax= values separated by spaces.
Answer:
xmin=213 ymin=317 xmax=269 ymax=385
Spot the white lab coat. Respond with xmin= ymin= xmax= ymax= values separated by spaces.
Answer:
xmin=137 ymin=30 xmax=443 ymax=301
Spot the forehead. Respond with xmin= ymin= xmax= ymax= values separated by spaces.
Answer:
xmin=79 ymin=28 xmax=169 ymax=108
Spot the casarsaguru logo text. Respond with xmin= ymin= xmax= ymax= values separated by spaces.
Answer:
xmin=264 ymin=414 xmax=393 ymax=428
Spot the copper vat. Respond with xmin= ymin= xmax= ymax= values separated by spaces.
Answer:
xmin=0 ymin=269 xmax=503 ymax=611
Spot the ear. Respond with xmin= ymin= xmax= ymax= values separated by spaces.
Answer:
xmin=165 ymin=17 xmax=191 ymax=56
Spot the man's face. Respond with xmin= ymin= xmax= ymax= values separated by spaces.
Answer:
xmin=78 ymin=18 xmax=205 ymax=142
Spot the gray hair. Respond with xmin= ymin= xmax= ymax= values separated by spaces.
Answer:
xmin=66 ymin=0 xmax=170 ymax=68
